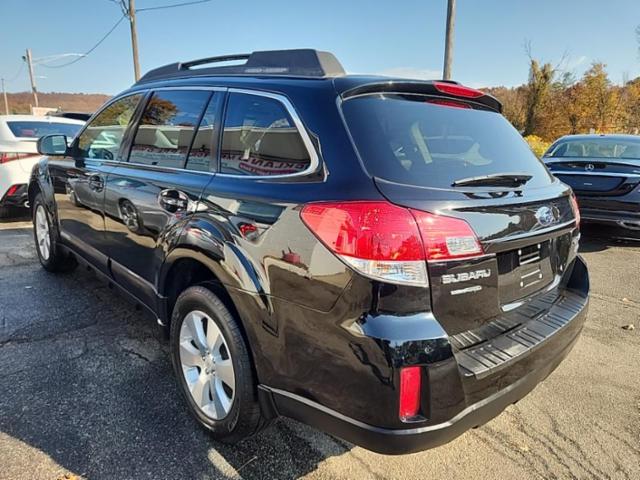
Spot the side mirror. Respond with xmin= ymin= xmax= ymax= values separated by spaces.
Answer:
xmin=37 ymin=134 xmax=68 ymax=156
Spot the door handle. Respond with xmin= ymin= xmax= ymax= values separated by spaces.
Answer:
xmin=159 ymin=189 xmax=189 ymax=212
xmin=88 ymin=174 xmax=104 ymax=191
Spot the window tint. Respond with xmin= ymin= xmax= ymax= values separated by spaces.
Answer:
xmin=77 ymin=94 xmax=142 ymax=160
xmin=342 ymin=94 xmax=552 ymax=189
xmin=7 ymin=121 xmax=82 ymax=139
xmin=546 ymin=138 xmax=640 ymax=160
xmin=220 ymin=93 xmax=311 ymax=176
xmin=129 ymin=90 xmax=210 ymax=168
xmin=185 ymin=93 xmax=222 ymax=172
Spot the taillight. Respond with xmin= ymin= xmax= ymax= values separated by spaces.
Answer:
xmin=238 ymin=222 xmax=258 ymax=237
xmin=300 ymin=201 xmax=428 ymax=286
xmin=570 ymin=194 xmax=580 ymax=228
xmin=399 ymin=366 xmax=422 ymax=420
xmin=5 ymin=185 xmax=20 ymax=197
xmin=300 ymin=201 xmax=483 ymax=285
xmin=433 ymin=81 xmax=484 ymax=99
xmin=411 ymin=209 xmax=483 ymax=261
xmin=0 ymin=153 xmax=22 ymax=164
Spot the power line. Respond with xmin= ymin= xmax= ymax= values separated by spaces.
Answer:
xmin=34 ymin=0 xmax=211 ymax=77
xmin=3 ymin=62 xmax=25 ymax=84
xmin=137 ymin=0 xmax=211 ymax=12
xmin=40 ymin=15 xmax=126 ymax=69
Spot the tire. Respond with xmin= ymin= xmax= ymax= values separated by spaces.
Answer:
xmin=170 ymin=285 xmax=266 ymax=443
xmin=32 ymin=193 xmax=77 ymax=273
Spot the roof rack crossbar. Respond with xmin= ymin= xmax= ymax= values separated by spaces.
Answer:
xmin=135 ymin=49 xmax=346 ymax=85
xmin=180 ymin=53 xmax=250 ymax=69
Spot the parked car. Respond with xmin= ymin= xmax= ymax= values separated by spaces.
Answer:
xmin=30 ymin=49 xmax=588 ymax=455
xmin=0 ymin=115 xmax=84 ymax=217
xmin=51 ymin=111 xmax=93 ymax=122
xmin=544 ymin=134 xmax=640 ymax=230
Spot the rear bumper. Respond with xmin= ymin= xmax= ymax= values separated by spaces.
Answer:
xmin=576 ymin=193 xmax=640 ymax=229
xmin=0 ymin=184 xmax=28 ymax=208
xmin=262 ymin=256 xmax=589 ymax=455
xmin=581 ymin=209 xmax=640 ymax=229
xmin=264 ymin=327 xmax=582 ymax=454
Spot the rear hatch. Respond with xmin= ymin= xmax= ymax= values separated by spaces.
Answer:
xmin=340 ymin=86 xmax=579 ymax=338
xmin=545 ymin=157 xmax=640 ymax=196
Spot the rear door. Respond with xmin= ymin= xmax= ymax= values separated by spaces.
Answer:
xmin=103 ymin=88 xmax=223 ymax=308
xmin=48 ymin=94 xmax=143 ymax=273
xmin=341 ymin=93 xmax=579 ymax=337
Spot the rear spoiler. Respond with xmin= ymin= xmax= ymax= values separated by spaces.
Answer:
xmin=340 ymin=80 xmax=502 ymax=113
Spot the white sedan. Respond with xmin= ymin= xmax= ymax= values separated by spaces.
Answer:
xmin=0 ymin=115 xmax=85 ymax=218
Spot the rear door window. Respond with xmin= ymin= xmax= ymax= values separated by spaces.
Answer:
xmin=129 ymin=90 xmax=210 ymax=169
xmin=219 ymin=92 xmax=311 ymax=176
xmin=341 ymin=94 xmax=552 ymax=188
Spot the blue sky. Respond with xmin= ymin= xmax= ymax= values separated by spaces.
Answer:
xmin=1 ymin=0 xmax=639 ymax=94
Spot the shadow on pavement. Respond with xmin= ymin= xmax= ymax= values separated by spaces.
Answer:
xmin=0 ymin=261 xmax=352 ymax=480
xmin=0 ymin=209 xmax=30 ymax=224
xmin=578 ymin=223 xmax=640 ymax=253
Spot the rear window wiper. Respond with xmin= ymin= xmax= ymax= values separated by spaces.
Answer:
xmin=451 ymin=172 xmax=533 ymax=188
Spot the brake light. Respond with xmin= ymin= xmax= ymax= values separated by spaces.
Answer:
xmin=411 ymin=210 xmax=483 ymax=260
xmin=433 ymin=81 xmax=484 ymax=99
xmin=0 ymin=153 xmax=21 ymax=164
xmin=570 ymin=194 xmax=580 ymax=228
xmin=300 ymin=201 xmax=483 ymax=285
xmin=300 ymin=201 xmax=427 ymax=286
xmin=426 ymin=98 xmax=472 ymax=109
xmin=399 ymin=366 xmax=422 ymax=420
xmin=5 ymin=185 xmax=20 ymax=197
xmin=238 ymin=222 xmax=258 ymax=237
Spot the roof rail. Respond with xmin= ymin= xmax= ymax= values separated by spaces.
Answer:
xmin=136 ymin=49 xmax=346 ymax=85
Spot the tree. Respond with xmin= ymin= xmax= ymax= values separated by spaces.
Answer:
xmin=580 ymin=63 xmax=617 ymax=132
xmin=622 ymin=77 xmax=640 ymax=133
xmin=522 ymin=59 xmax=556 ymax=136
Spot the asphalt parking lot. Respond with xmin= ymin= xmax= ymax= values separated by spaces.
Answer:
xmin=0 ymin=214 xmax=639 ymax=480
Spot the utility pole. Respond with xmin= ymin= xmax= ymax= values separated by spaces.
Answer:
xmin=24 ymin=48 xmax=39 ymax=107
xmin=127 ymin=0 xmax=141 ymax=81
xmin=443 ymin=0 xmax=456 ymax=80
xmin=1 ymin=78 xmax=8 ymax=115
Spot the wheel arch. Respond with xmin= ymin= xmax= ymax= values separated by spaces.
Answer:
xmin=28 ymin=159 xmax=56 ymax=217
xmin=27 ymin=180 xmax=41 ymax=211
xmin=158 ymin=252 xmax=266 ymax=381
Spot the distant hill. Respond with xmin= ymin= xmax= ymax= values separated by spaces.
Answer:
xmin=3 ymin=92 xmax=111 ymax=115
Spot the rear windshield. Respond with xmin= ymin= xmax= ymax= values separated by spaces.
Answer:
xmin=341 ymin=94 xmax=552 ymax=188
xmin=545 ymin=138 xmax=640 ymax=160
xmin=7 ymin=121 xmax=82 ymax=139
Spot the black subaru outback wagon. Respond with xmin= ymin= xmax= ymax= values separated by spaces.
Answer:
xmin=31 ymin=49 xmax=588 ymax=454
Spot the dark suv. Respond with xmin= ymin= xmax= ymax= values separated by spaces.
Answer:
xmin=31 ymin=49 xmax=588 ymax=454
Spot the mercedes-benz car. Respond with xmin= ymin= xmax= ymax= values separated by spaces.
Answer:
xmin=543 ymin=134 xmax=640 ymax=231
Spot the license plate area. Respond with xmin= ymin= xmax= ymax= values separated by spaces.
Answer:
xmin=497 ymin=241 xmax=553 ymax=305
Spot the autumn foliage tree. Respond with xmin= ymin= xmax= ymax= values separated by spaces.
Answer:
xmin=522 ymin=59 xmax=556 ymax=136
xmin=486 ymin=61 xmax=640 ymax=143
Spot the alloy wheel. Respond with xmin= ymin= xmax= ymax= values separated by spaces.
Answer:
xmin=119 ymin=201 xmax=140 ymax=231
xmin=35 ymin=205 xmax=51 ymax=261
xmin=179 ymin=310 xmax=236 ymax=420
